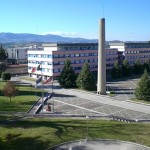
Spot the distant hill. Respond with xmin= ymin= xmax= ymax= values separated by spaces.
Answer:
xmin=0 ymin=32 xmax=98 ymax=43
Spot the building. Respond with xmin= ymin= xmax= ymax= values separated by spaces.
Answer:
xmin=5 ymin=64 xmax=28 ymax=75
xmin=6 ymin=48 xmax=28 ymax=64
xmin=28 ymin=43 xmax=118 ymax=79
xmin=6 ymin=45 xmax=41 ymax=65
xmin=109 ymin=41 xmax=150 ymax=66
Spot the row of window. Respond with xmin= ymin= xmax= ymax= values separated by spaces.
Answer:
xmin=53 ymin=59 xmax=98 ymax=65
xmin=28 ymin=54 xmax=52 ymax=58
xmin=106 ymin=57 xmax=118 ymax=61
xmin=28 ymin=56 xmax=118 ymax=66
xmin=29 ymin=67 xmax=53 ymax=73
xmin=28 ymin=61 xmax=52 ymax=65
xmin=126 ymin=44 xmax=150 ymax=48
xmin=28 ymin=51 xmax=117 ymax=59
xmin=126 ymin=55 xmax=150 ymax=59
xmin=53 ymin=65 xmax=98 ymax=73
xmin=58 ymin=46 xmax=98 ymax=51
xmin=129 ymin=60 xmax=145 ymax=64
xmin=53 ymin=53 xmax=98 ymax=58
xmin=106 ymin=52 xmax=117 ymax=55
xmin=126 ymin=50 xmax=150 ymax=54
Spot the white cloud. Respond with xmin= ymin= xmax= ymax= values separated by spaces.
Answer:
xmin=41 ymin=31 xmax=98 ymax=39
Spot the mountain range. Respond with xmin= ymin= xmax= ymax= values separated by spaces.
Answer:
xmin=0 ymin=32 xmax=98 ymax=43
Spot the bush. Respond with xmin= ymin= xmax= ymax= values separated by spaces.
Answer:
xmin=1 ymin=72 xmax=11 ymax=81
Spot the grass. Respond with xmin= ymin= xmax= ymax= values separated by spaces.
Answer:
xmin=0 ymin=81 xmax=44 ymax=120
xmin=130 ymin=98 xmax=150 ymax=104
xmin=0 ymin=118 xmax=150 ymax=150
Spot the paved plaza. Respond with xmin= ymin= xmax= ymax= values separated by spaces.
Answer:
xmin=45 ymin=91 xmax=150 ymax=121
xmin=19 ymin=76 xmax=150 ymax=121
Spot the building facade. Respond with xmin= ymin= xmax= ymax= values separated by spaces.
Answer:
xmin=28 ymin=43 xmax=118 ymax=79
xmin=5 ymin=64 xmax=28 ymax=75
xmin=6 ymin=48 xmax=28 ymax=64
xmin=109 ymin=42 xmax=150 ymax=66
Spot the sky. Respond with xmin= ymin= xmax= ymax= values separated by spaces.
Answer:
xmin=0 ymin=0 xmax=150 ymax=41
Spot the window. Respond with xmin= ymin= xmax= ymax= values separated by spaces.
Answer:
xmin=47 ymin=62 xmax=52 ymax=65
xmin=75 ymin=53 xmax=79 ymax=57
xmin=47 ymin=55 xmax=52 ymax=58
xmin=54 ymin=69 xmax=59 ymax=73
xmin=65 ymin=54 xmax=69 ymax=57
xmin=53 ymin=62 xmax=59 ymax=65
xmin=76 ymin=60 xmax=80 ymax=64
xmin=80 ymin=53 xmax=84 ymax=57
xmin=60 ymin=61 xmax=64 ymax=65
xmin=80 ymin=60 xmax=84 ymax=63
xmin=53 ymin=54 xmax=59 ymax=58
xmin=70 ymin=54 xmax=74 ymax=57
xmin=59 ymin=54 xmax=64 ymax=58
xmin=71 ymin=60 xmax=74 ymax=64
xmin=47 ymin=69 xmax=52 ymax=73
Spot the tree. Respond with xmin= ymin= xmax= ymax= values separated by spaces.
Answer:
xmin=76 ymin=62 xmax=96 ymax=90
xmin=2 ymin=81 xmax=19 ymax=102
xmin=133 ymin=59 xmax=143 ymax=74
xmin=1 ymin=72 xmax=11 ymax=81
xmin=0 ymin=45 xmax=7 ymax=72
xmin=58 ymin=59 xmax=76 ymax=88
xmin=121 ymin=59 xmax=131 ymax=77
xmin=143 ymin=61 xmax=150 ymax=72
xmin=111 ymin=61 xmax=122 ymax=78
xmin=0 ymin=45 xmax=7 ymax=60
xmin=135 ymin=69 xmax=150 ymax=101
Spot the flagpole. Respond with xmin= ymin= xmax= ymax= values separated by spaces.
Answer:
xmin=41 ymin=62 xmax=44 ymax=113
xmin=52 ymin=76 xmax=53 ymax=94
xmin=52 ymin=76 xmax=54 ymax=113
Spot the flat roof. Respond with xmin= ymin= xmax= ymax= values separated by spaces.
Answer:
xmin=42 ymin=43 xmax=98 ymax=47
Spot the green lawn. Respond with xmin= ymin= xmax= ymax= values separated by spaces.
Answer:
xmin=0 ymin=81 xmax=43 ymax=120
xmin=0 ymin=118 xmax=150 ymax=150
xmin=131 ymin=98 xmax=150 ymax=104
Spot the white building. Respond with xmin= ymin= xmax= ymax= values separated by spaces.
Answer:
xmin=28 ymin=43 xmax=118 ymax=79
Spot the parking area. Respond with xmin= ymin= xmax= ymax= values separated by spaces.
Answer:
xmin=107 ymin=77 xmax=140 ymax=100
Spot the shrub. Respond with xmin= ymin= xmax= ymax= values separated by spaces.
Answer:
xmin=1 ymin=72 xmax=11 ymax=81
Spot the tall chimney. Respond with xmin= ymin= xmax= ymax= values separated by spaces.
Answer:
xmin=97 ymin=18 xmax=106 ymax=95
